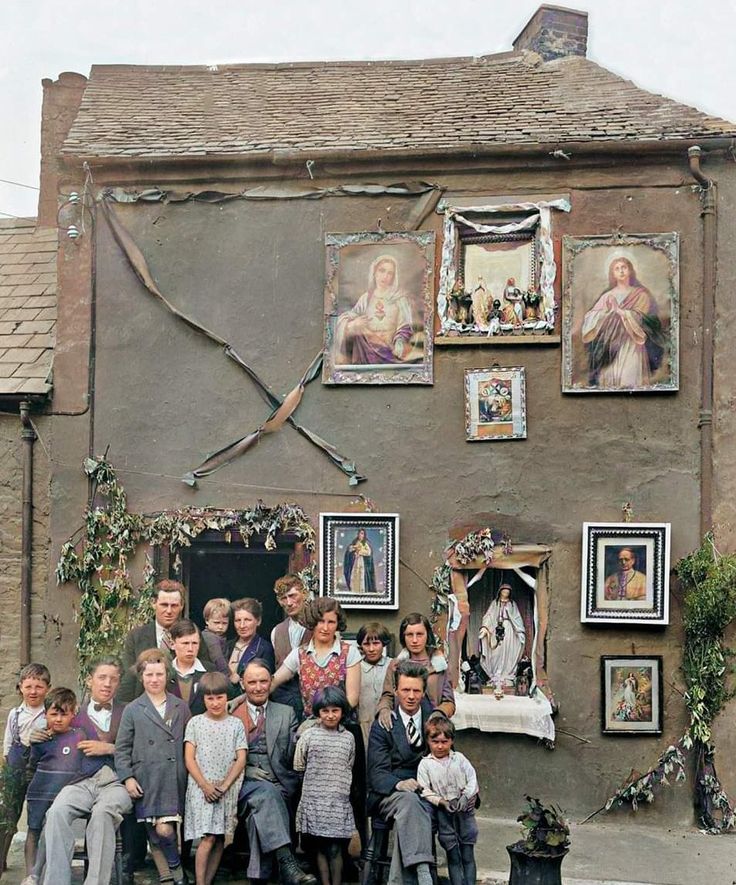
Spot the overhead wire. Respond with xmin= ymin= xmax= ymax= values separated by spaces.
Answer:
xmin=0 ymin=178 xmax=39 ymax=190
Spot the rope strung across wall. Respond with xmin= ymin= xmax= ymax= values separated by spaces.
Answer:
xmin=99 ymin=198 xmax=366 ymax=487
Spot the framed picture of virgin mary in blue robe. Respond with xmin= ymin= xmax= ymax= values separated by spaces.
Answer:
xmin=319 ymin=512 xmax=399 ymax=609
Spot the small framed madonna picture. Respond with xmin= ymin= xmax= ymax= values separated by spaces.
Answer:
xmin=319 ymin=512 xmax=399 ymax=610
xmin=581 ymin=522 xmax=670 ymax=625
xmin=601 ymin=655 xmax=663 ymax=735
xmin=464 ymin=366 xmax=527 ymax=441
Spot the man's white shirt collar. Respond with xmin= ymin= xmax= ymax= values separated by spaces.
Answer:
xmin=87 ymin=698 xmax=112 ymax=731
xmin=172 ymin=658 xmax=206 ymax=677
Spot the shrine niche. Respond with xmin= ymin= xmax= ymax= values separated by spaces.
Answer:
xmin=431 ymin=529 xmax=555 ymax=744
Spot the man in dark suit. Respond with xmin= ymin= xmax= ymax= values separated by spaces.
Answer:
xmin=40 ymin=656 xmax=133 ymax=885
xmin=367 ymin=660 xmax=437 ymax=885
xmin=232 ymin=659 xmax=316 ymax=885
xmin=118 ymin=579 xmax=213 ymax=702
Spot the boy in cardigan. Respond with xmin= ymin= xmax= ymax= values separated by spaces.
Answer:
xmin=24 ymin=688 xmax=94 ymax=879
xmin=416 ymin=717 xmax=478 ymax=885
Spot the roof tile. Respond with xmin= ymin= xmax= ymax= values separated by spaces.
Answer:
xmin=60 ymin=53 xmax=736 ymax=159
xmin=0 ymin=220 xmax=57 ymax=397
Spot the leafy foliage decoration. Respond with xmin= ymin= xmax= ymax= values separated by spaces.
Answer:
xmin=592 ymin=533 xmax=736 ymax=832
xmin=514 ymin=795 xmax=570 ymax=857
xmin=57 ymin=456 xmax=316 ymax=682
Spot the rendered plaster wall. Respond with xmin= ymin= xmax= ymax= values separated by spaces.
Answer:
xmin=709 ymin=165 xmax=736 ymax=801
xmin=0 ymin=413 xmax=52 ymax=720
xmin=43 ymin=155 xmax=731 ymax=821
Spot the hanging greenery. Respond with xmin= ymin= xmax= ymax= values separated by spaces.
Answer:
xmin=56 ymin=456 xmax=317 ymax=681
xmin=591 ymin=533 xmax=736 ymax=832
xmin=430 ymin=528 xmax=510 ymax=614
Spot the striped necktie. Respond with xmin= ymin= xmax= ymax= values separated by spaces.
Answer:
xmin=406 ymin=715 xmax=421 ymax=748
xmin=160 ymin=630 xmax=173 ymax=651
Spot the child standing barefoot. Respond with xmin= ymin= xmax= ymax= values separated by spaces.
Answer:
xmin=1 ymin=663 xmax=49 ymax=873
xmin=294 ymin=687 xmax=355 ymax=885
xmin=115 ymin=649 xmax=191 ymax=885
xmin=184 ymin=672 xmax=247 ymax=885
xmin=417 ymin=717 xmax=479 ymax=885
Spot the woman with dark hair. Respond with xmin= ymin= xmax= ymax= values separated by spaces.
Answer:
xmin=376 ymin=612 xmax=454 ymax=728
xmin=270 ymin=598 xmax=365 ymax=845
xmin=269 ymin=598 xmax=361 ymax=717
xmin=343 ymin=529 xmax=376 ymax=594
xmin=227 ymin=598 xmax=275 ymax=685
xmin=581 ymin=255 xmax=665 ymax=388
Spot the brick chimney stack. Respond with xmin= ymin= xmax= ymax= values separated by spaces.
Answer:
xmin=513 ymin=4 xmax=588 ymax=62
xmin=37 ymin=72 xmax=87 ymax=228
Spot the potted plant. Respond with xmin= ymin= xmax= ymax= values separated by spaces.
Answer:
xmin=507 ymin=796 xmax=571 ymax=885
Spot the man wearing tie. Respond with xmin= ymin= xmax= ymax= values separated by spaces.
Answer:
xmin=232 ymin=659 xmax=316 ymax=885
xmin=118 ymin=580 xmax=213 ymax=702
xmin=38 ymin=657 xmax=132 ymax=885
xmin=367 ymin=661 xmax=437 ymax=885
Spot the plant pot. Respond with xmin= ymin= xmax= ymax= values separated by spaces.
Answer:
xmin=507 ymin=843 xmax=569 ymax=885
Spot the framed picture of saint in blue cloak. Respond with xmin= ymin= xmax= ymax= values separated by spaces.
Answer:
xmin=319 ymin=513 xmax=399 ymax=609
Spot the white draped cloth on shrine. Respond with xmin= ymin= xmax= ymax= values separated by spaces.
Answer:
xmin=452 ymin=691 xmax=555 ymax=741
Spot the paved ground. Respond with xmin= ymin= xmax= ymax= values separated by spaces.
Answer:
xmin=3 ymin=814 xmax=736 ymax=884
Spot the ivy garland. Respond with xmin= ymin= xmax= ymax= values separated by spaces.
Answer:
xmin=592 ymin=533 xmax=736 ymax=832
xmin=430 ymin=529 xmax=511 ymax=639
xmin=56 ymin=457 xmax=316 ymax=681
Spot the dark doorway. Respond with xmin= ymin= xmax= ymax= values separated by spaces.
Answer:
xmin=181 ymin=537 xmax=291 ymax=641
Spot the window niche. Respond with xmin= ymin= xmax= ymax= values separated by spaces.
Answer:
xmin=433 ymin=536 xmax=556 ymax=743
xmin=435 ymin=197 xmax=570 ymax=345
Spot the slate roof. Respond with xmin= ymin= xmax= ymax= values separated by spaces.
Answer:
xmin=0 ymin=219 xmax=57 ymax=396
xmin=61 ymin=52 xmax=736 ymax=160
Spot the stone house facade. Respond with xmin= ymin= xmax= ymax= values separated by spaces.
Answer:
xmin=12 ymin=5 xmax=736 ymax=819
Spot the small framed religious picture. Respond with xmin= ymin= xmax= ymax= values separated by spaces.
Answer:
xmin=322 ymin=231 xmax=435 ymax=385
xmin=319 ymin=512 xmax=399 ymax=609
xmin=562 ymin=232 xmax=679 ymax=393
xmin=601 ymin=655 xmax=663 ymax=735
xmin=580 ymin=522 xmax=670 ymax=625
xmin=464 ymin=366 xmax=527 ymax=441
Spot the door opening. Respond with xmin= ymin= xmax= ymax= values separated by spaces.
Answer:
xmin=180 ymin=534 xmax=292 ymax=641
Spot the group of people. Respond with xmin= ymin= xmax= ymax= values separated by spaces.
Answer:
xmin=2 ymin=574 xmax=480 ymax=885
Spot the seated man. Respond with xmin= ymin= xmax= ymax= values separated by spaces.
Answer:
xmin=232 ymin=659 xmax=316 ymax=885
xmin=36 ymin=659 xmax=132 ymax=885
xmin=367 ymin=661 xmax=437 ymax=885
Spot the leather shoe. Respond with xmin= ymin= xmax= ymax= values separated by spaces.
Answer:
xmin=278 ymin=853 xmax=318 ymax=885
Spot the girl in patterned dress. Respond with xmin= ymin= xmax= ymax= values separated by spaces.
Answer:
xmin=183 ymin=671 xmax=247 ymax=885
xmin=294 ymin=687 xmax=355 ymax=885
